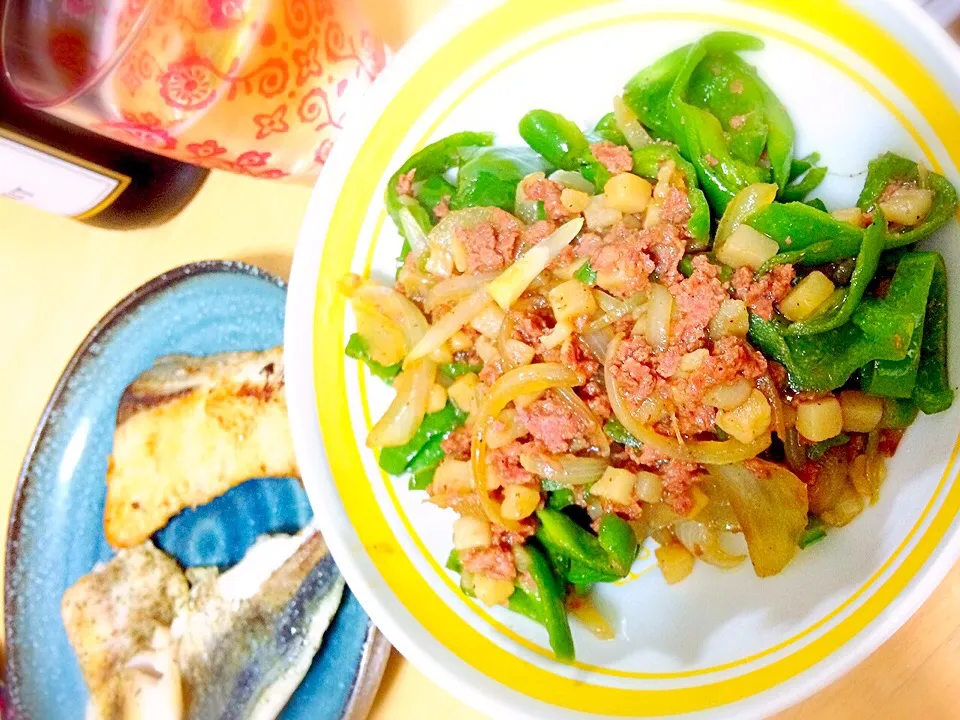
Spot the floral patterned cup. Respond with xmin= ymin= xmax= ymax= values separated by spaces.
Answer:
xmin=2 ymin=0 xmax=386 ymax=178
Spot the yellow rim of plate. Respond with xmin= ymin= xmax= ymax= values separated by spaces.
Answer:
xmin=313 ymin=0 xmax=960 ymax=714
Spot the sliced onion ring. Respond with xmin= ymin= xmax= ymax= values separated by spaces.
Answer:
xmin=367 ymin=359 xmax=437 ymax=448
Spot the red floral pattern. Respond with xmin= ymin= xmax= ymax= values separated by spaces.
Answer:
xmin=293 ymin=39 xmax=323 ymax=86
xmin=71 ymin=0 xmax=386 ymax=179
xmin=97 ymin=115 xmax=177 ymax=151
xmin=253 ymin=105 xmax=289 ymax=139
xmin=207 ymin=0 xmax=247 ymax=29
xmin=158 ymin=57 xmax=217 ymax=110
xmin=186 ymin=139 xmax=228 ymax=157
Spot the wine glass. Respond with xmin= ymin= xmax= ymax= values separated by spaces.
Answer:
xmin=1 ymin=0 xmax=386 ymax=179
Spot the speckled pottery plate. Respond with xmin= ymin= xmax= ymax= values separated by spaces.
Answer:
xmin=4 ymin=261 xmax=389 ymax=719
xmin=285 ymin=1 xmax=960 ymax=718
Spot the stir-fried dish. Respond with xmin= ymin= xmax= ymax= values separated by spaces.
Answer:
xmin=341 ymin=32 xmax=956 ymax=662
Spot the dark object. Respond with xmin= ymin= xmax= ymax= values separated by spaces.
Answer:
xmin=0 ymin=73 xmax=207 ymax=229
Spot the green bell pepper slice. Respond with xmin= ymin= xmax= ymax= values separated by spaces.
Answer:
xmin=880 ymin=398 xmax=920 ymax=428
xmin=603 ymin=419 xmax=643 ymax=448
xmin=378 ymin=402 xmax=466 ymax=475
xmin=344 ymin=333 xmax=401 ymax=384
xmin=597 ymin=514 xmax=638 ymax=576
xmin=749 ymin=202 xmax=864 ymax=266
xmin=798 ymin=516 xmax=827 ymax=549
xmin=623 ymin=44 xmax=690 ymax=140
xmin=416 ymin=174 xmax=456 ymax=214
xmin=786 ymin=212 xmax=886 ymax=336
xmin=536 ymin=508 xmax=615 ymax=574
xmin=860 ymin=251 xmax=938 ymax=398
xmin=407 ymin=436 xmax=446 ymax=490
xmin=631 ymin=145 xmax=712 ymax=248
xmin=913 ymin=254 xmax=953 ymax=414
xmin=665 ymin=33 xmax=771 ymax=214
xmin=857 ymin=152 xmax=958 ymax=247
xmin=385 ymin=132 xmax=493 ymax=262
xmin=593 ymin=111 xmax=628 ymax=146
xmin=506 ymin=584 xmax=543 ymax=624
xmin=688 ymin=51 xmax=770 ymax=166
xmin=806 ymin=434 xmax=850 ymax=461
xmin=439 ymin=361 xmax=484 ymax=379
xmin=451 ymin=146 xmax=551 ymax=213
xmin=518 ymin=109 xmax=610 ymax=191
xmin=748 ymin=298 xmax=915 ymax=392
xmin=519 ymin=543 xmax=575 ymax=662
xmin=574 ymin=260 xmax=597 ymax=285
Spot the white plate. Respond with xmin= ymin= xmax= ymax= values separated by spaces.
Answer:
xmin=286 ymin=1 xmax=960 ymax=717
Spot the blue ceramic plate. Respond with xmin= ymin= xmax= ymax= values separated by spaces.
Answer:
xmin=3 ymin=261 xmax=388 ymax=719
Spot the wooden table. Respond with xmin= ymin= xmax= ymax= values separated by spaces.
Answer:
xmin=3 ymin=2 xmax=960 ymax=717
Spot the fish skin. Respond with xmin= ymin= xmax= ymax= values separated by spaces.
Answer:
xmin=104 ymin=347 xmax=299 ymax=548
xmin=60 ymin=543 xmax=190 ymax=720
xmin=174 ymin=530 xmax=346 ymax=720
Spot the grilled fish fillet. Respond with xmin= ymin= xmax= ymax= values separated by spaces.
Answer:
xmin=173 ymin=529 xmax=345 ymax=719
xmin=104 ymin=347 xmax=298 ymax=548
xmin=60 ymin=543 xmax=189 ymax=720
xmin=61 ymin=530 xmax=344 ymax=720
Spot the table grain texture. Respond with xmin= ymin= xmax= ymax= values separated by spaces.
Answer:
xmin=2 ymin=1 xmax=959 ymax=717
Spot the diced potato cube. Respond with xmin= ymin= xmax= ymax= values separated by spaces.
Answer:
xmin=425 ymin=248 xmax=454 ymax=277
xmin=584 ymin=194 xmax=623 ymax=231
xmin=540 ymin=321 xmax=573 ymax=350
xmin=679 ymin=348 xmax=709 ymax=373
xmin=449 ymin=330 xmax=473 ymax=352
xmin=831 ymin=207 xmax=866 ymax=227
xmin=880 ymin=186 xmax=934 ymax=226
xmin=779 ymin=271 xmax=835 ymax=322
xmin=501 ymin=485 xmax=541 ymax=521
xmin=656 ymin=542 xmax=695 ymax=584
xmin=603 ymin=173 xmax=653 ymax=213
xmin=549 ymin=279 xmax=598 ymax=323
xmin=709 ymin=298 xmax=749 ymax=340
xmin=427 ymin=383 xmax=448 ymax=414
xmin=560 ymin=188 xmax=592 ymax=214
xmin=635 ymin=471 xmax=663 ymax=503
xmin=503 ymin=339 xmax=536 ymax=366
xmin=716 ymin=389 xmax=772 ymax=443
xmin=433 ymin=460 xmax=474 ymax=493
xmin=470 ymin=302 xmax=506 ymax=338
xmin=685 ymin=486 xmax=710 ymax=519
xmin=796 ymin=396 xmax=843 ymax=442
xmin=591 ymin=467 xmax=636 ymax=505
xmin=839 ymin=390 xmax=884 ymax=433
xmin=428 ymin=343 xmax=454 ymax=364
xmin=475 ymin=336 xmax=499 ymax=364
xmin=704 ymin=379 xmax=753 ymax=411
xmin=473 ymin=574 xmax=516 ymax=606
xmin=715 ymin=225 xmax=780 ymax=270
xmin=453 ymin=516 xmax=491 ymax=550
xmin=448 ymin=373 xmax=481 ymax=415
